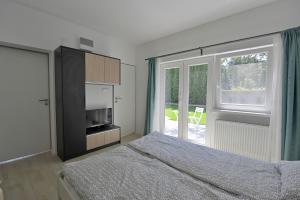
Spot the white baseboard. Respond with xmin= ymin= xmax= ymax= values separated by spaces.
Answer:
xmin=0 ymin=150 xmax=50 ymax=165
xmin=0 ymin=180 xmax=3 ymax=200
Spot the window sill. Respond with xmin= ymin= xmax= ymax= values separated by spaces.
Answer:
xmin=212 ymin=109 xmax=271 ymax=118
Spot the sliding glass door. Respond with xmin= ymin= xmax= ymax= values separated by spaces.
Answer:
xmin=160 ymin=57 xmax=213 ymax=145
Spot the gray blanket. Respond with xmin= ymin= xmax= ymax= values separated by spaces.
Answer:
xmin=62 ymin=146 xmax=246 ymax=200
xmin=128 ymin=132 xmax=281 ymax=200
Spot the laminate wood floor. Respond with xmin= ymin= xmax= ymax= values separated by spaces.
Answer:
xmin=0 ymin=134 xmax=141 ymax=200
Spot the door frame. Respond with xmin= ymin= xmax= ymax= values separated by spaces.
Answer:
xmin=159 ymin=56 xmax=214 ymax=145
xmin=0 ymin=41 xmax=54 ymax=162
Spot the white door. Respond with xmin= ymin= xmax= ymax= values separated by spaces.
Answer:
xmin=0 ymin=46 xmax=50 ymax=162
xmin=114 ymin=64 xmax=135 ymax=137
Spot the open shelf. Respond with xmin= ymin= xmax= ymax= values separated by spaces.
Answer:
xmin=86 ymin=124 xmax=120 ymax=135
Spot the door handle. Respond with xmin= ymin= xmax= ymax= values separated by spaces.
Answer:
xmin=39 ymin=99 xmax=49 ymax=106
xmin=115 ymin=96 xmax=122 ymax=103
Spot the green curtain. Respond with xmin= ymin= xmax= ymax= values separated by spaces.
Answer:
xmin=144 ymin=58 xmax=156 ymax=135
xmin=281 ymin=27 xmax=300 ymax=160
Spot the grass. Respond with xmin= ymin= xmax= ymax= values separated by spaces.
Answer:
xmin=165 ymin=104 xmax=206 ymax=125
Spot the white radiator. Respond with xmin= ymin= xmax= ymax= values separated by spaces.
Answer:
xmin=214 ymin=120 xmax=270 ymax=161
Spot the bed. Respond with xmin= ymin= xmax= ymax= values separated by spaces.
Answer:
xmin=58 ymin=132 xmax=300 ymax=200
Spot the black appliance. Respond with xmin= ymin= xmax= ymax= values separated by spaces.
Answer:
xmin=86 ymin=108 xmax=112 ymax=129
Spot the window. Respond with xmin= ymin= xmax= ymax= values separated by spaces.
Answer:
xmin=216 ymin=47 xmax=273 ymax=113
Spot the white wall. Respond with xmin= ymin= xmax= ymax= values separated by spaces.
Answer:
xmin=0 ymin=0 xmax=136 ymax=154
xmin=0 ymin=0 xmax=135 ymax=64
xmin=135 ymin=0 xmax=300 ymax=135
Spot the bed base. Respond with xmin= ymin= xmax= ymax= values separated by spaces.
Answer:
xmin=57 ymin=172 xmax=81 ymax=200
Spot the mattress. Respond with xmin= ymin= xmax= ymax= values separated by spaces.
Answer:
xmin=62 ymin=132 xmax=297 ymax=200
xmin=62 ymin=146 xmax=245 ymax=200
xmin=128 ymin=132 xmax=281 ymax=200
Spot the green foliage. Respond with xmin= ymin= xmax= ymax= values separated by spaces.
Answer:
xmin=221 ymin=52 xmax=267 ymax=91
xmin=189 ymin=65 xmax=207 ymax=105
xmin=164 ymin=53 xmax=267 ymax=104
xmin=165 ymin=105 xmax=206 ymax=125
xmin=165 ymin=68 xmax=179 ymax=103
xmin=165 ymin=108 xmax=178 ymax=120
xmin=165 ymin=65 xmax=208 ymax=105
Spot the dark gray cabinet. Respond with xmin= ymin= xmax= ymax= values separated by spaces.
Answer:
xmin=55 ymin=46 xmax=86 ymax=161
xmin=55 ymin=46 xmax=122 ymax=161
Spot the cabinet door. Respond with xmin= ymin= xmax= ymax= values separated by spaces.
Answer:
xmin=104 ymin=129 xmax=120 ymax=144
xmin=86 ymin=53 xmax=105 ymax=83
xmin=86 ymin=132 xmax=105 ymax=150
xmin=95 ymin=55 xmax=105 ymax=82
xmin=62 ymin=47 xmax=86 ymax=159
xmin=85 ymin=53 xmax=98 ymax=82
xmin=105 ymin=57 xmax=120 ymax=84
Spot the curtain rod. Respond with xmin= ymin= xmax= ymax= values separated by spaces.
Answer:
xmin=145 ymin=29 xmax=285 ymax=61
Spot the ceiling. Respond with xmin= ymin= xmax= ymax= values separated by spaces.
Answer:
xmin=11 ymin=0 xmax=279 ymax=45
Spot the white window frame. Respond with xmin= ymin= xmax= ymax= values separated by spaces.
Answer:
xmin=215 ymin=46 xmax=273 ymax=114
xmin=159 ymin=56 xmax=214 ymax=145
xmin=183 ymin=57 xmax=214 ymax=145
